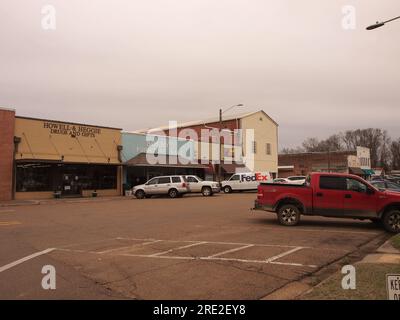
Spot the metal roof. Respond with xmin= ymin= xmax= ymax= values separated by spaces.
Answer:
xmin=132 ymin=109 xmax=278 ymax=133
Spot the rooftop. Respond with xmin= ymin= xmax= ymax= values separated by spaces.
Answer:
xmin=132 ymin=109 xmax=278 ymax=133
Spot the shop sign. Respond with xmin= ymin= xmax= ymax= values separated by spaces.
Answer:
xmin=387 ymin=274 xmax=400 ymax=300
xmin=43 ymin=121 xmax=101 ymax=138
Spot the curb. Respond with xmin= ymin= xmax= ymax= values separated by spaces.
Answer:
xmin=0 ymin=196 xmax=131 ymax=207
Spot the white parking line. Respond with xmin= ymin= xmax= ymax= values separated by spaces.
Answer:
xmin=266 ymin=247 xmax=304 ymax=263
xmin=52 ymin=237 xmax=318 ymax=268
xmin=150 ymin=241 xmax=207 ymax=257
xmin=119 ymin=253 xmax=317 ymax=268
xmin=116 ymin=237 xmax=304 ymax=249
xmin=0 ymin=210 xmax=15 ymax=214
xmin=0 ymin=248 xmax=55 ymax=273
xmin=96 ymin=240 xmax=162 ymax=254
xmin=207 ymin=244 xmax=254 ymax=258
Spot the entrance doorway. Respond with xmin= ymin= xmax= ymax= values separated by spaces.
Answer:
xmin=62 ymin=174 xmax=81 ymax=196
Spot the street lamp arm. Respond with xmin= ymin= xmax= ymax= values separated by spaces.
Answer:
xmin=221 ymin=104 xmax=244 ymax=115
xmin=384 ymin=15 xmax=400 ymax=24
xmin=367 ymin=15 xmax=400 ymax=30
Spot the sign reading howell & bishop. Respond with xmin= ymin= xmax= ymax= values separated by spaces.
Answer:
xmin=43 ymin=121 xmax=101 ymax=138
xmin=386 ymin=274 xmax=400 ymax=300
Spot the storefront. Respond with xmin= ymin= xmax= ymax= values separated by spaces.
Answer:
xmin=124 ymin=153 xmax=208 ymax=188
xmin=11 ymin=114 xmax=123 ymax=199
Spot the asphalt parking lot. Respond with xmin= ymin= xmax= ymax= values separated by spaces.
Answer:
xmin=0 ymin=193 xmax=390 ymax=299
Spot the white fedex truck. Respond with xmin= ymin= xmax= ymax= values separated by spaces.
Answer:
xmin=221 ymin=172 xmax=273 ymax=193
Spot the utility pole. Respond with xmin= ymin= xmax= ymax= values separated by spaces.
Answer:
xmin=218 ymin=108 xmax=223 ymax=183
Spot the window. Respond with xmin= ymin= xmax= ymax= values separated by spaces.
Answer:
xmin=186 ymin=176 xmax=198 ymax=183
xmin=146 ymin=178 xmax=159 ymax=185
xmin=373 ymin=182 xmax=385 ymax=190
xmin=319 ymin=176 xmax=346 ymax=190
xmin=158 ymin=177 xmax=171 ymax=184
xmin=229 ymin=174 xmax=240 ymax=181
xmin=252 ymin=141 xmax=257 ymax=154
xmin=386 ymin=182 xmax=400 ymax=190
xmin=266 ymin=143 xmax=271 ymax=155
xmin=16 ymin=164 xmax=52 ymax=191
xmin=16 ymin=163 xmax=117 ymax=192
xmin=171 ymin=177 xmax=182 ymax=183
xmin=346 ymin=178 xmax=367 ymax=193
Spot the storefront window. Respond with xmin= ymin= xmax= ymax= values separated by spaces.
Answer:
xmin=16 ymin=163 xmax=52 ymax=191
xmin=16 ymin=163 xmax=117 ymax=192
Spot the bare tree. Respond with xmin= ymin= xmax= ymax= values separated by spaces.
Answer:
xmin=339 ymin=128 xmax=385 ymax=167
xmin=378 ymin=130 xmax=392 ymax=170
xmin=302 ymin=137 xmax=320 ymax=152
xmin=301 ymin=134 xmax=344 ymax=152
xmin=283 ymin=128 xmax=397 ymax=169
xmin=391 ymin=139 xmax=400 ymax=170
xmin=280 ymin=146 xmax=305 ymax=154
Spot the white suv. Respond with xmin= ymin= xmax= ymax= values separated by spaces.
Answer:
xmin=133 ymin=176 xmax=189 ymax=199
xmin=185 ymin=175 xmax=220 ymax=196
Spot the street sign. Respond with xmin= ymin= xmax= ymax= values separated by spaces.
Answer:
xmin=386 ymin=274 xmax=400 ymax=300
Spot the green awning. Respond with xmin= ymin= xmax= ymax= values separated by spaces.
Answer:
xmin=362 ymin=169 xmax=375 ymax=175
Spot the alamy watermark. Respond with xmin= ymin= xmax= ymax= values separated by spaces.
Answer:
xmin=41 ymin=265 xmax=56 ymax=290
xmin=341 ymin=5 xmax=356 ymax=30
xmin=41 ymin=4 xmax=56 ymax=30
xmin=142 ymin=121 xmax=256 ymax=172
xmin=341 ymin=264 xmax=356 ymax=290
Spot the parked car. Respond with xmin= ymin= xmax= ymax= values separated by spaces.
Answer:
xmin=386 ymin=177 xmax=400 ymax=185
xmin=273 ymin=178 xmax=289 ymax=184
xmin=221 ymin=172 xmax=273 ymax=193
xmin=253 ymin=172 xmax=400 ymax=233
xmin=185 ymin=175 xmax=220 ymax=196
xmin=286 ymin=176 xmax=307 ymax=185
xmin=371 ymin=180 xmax=400 ymax=192
xmin=132 ymin=175 xmax=189 ymax=199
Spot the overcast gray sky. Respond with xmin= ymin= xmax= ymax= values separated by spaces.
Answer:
xmin=1 ymin=0 xmax=399 ymax=149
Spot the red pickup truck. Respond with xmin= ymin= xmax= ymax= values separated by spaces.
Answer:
xmin=253 ymin=172 xmax=400 ymax=233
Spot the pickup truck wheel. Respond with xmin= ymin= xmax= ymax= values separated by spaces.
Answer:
xmin=382 ymin=209 xmax=400 ymax=233
xmin=168 ymin=189 xmax=178 ymax=199
xmin=201 ymin=187 xmax=212 ymax=197
xmin=223 ymin=186 xmax=232 ymax=194
xmin=277 ymin=204 xmax=300 ymax=226
xmin=135 ymin=190 xmax=145 ymax=199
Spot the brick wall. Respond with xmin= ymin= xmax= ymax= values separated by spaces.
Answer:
xmin=0 ymin=108 xmax=15 ymax=201
xmin=278 ymin=151 xmax=356 ymax=178
xmin=151 ymin=119 xmax=240 ymax=144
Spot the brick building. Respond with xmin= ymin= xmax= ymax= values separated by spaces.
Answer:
xmin=278 ymin=147 xmax=372 ymax=178
xmin=0 ymin=107 xmax=15 ymax=201
xmin=137 ymin=110 xmax=279 ymax=180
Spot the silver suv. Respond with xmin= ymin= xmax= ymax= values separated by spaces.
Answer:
xmin=133 ymin=175 xmax=189 ymax=199
xmin=185 ymin=175 xmax=220 ymax=196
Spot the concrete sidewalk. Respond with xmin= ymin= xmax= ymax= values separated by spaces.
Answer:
xmin=0 ymin=196 xmax=130 ymax=207
xmin=360 ymin=237 xmax=400 ymax=264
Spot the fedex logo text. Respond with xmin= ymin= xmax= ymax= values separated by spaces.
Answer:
xmin=241 ymin=173 xmax=269 ymax=182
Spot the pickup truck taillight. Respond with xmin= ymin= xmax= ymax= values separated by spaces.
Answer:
xmin=257 ymin=185 xmax=264 ymax=199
